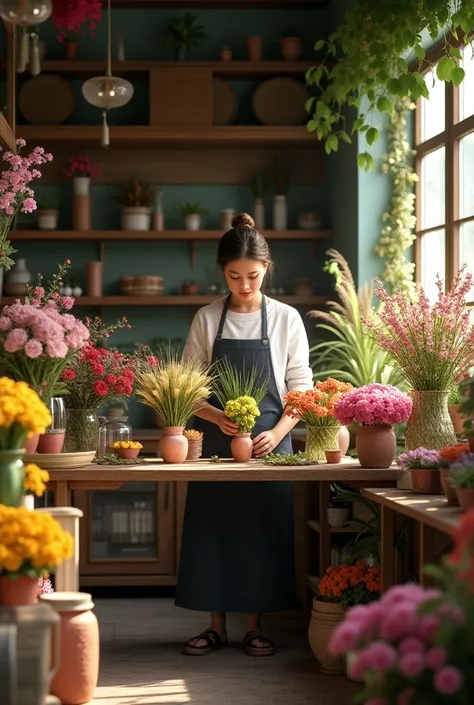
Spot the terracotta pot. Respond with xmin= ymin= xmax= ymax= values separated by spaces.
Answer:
xmin=0 ymin=575 xmax=38 ymax=606
xmin=186 ymin=438 xmax=203 ymax=460
xmin=40 ymin=592 xmax=99 ymax=705
xmin=245 ymin=35 xmax=263 ymax=61
xmin=231 ymin=433 xmax=253 ymax=462
xmin=280 ymin=36 xmax=303 ymax=60
xmin=308 ymin=598 xmax=344 ymax=674
xmin=455 ymin=487 xmax=474 ymax=511
xmin=160 ymin=427 xmax=188 ymax=464
xmin=220 ymin=47 xmax=232 ymax=61
xmin=115 ymin=448 xmax=140 ymax=459
xmin=449 ymin=404 xmax=465 ymax=435
xmin=440 ymin=468 xmax=459 ymax=506
xmin=337 ymin=425 xmax=350 ymax=455
xmin=182 ymin=281 xmax=199 ymax=295
xmin=25 ymin=433 xmax=40 ymax=453
xmin=64 ymin=42 xmax=78 ymax=60
xmin=325 ymin=449 xmax=343 ymax=464
xmin=37 ymin=432 xmax=65 ymax=454
xmin=356 ymin=425 xmax=396 ymax=468
xmin=410 ymin=468 xmax=443 ymax=494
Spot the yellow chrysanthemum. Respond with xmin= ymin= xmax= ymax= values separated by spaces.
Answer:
xmin=224 ymin=395 xmax=260 ymax=433
xmin=0 ymin=377 xmax=52 ymax=445
xmin=24 ymin=464 xmax=50 ymax=496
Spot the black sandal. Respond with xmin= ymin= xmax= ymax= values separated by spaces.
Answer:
xmin=242 ymin=631 xmax=275 ymax=657
xmin=182 ymin=628 xmax=228 ymax=656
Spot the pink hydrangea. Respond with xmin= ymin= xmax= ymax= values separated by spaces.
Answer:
xmin=398 ymin=652 xmax=425 ymax=678
xmin=433 ymin=666 xmax=463 ymax=695
xmin=335 ymin=383 xmax=413 ymax=426
xmin=425 ymin=647 xmax=448 ymax=670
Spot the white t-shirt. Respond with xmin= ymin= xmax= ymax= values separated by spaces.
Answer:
xmin=182 ymin=297 xmax=313 ymax=400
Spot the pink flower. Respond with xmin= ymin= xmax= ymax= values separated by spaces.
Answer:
xmin=4 ymin=328 xmax=28 ymax=352
xmin=329 ymin=621 xmax=361 ymax=655
xmin=380 ymin=603 xmax=417 ymax=640
xmin=361 ymin=642 xmax=397 ymax=671
xmin=398 ymin=652 xmax=425 ymax=678
xmin=398 ymin=637 xmax=425 ymax=655
xmin=433 ymin=666 xmax=463 ymax=694
xmin=425 ymin=646 xmax=448 ymax=670
xmin=46 ymin=340 xmax=68 ymax=358
xmin=419 ymin=615 xmax=439 ymax=641
xmin=24 ymin=339 xmax=43 ymax=358
xmin=0 ymin=316 xmax=11 ymax=331
xmin=335 ymin=384 xmax=412 ymax=426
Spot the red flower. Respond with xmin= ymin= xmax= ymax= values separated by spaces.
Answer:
xmin=105 ymin=374 xmax=117 ymax=385
xmin=62 ymin=369 xmax=76 ymax=381
xmin=93 ymin=380 xmax=109 ymax=396
xmin=147 ymin=355 xmax=159 ymax=368
xmin=114 ymin=382 xmax=124 ymax=394
xmin=91 ymin=362 xmax=105 ymax=376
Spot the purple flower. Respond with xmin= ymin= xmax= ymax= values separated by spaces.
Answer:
xmin=398 ymin=447 xmax=440 ymax=470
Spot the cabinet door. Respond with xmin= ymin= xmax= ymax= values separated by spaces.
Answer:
xmin=76 ymin=482 xmax=175 ymax=575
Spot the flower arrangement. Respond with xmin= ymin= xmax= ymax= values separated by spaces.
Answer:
xmin=225 ymin=396 xmax=260 ymax=433
xmin=284 ymin=378 xmax=353 ymax=427
xmin=24 ymin=464 xmax=49 ymax=496
xmin=319 ymin=563 xmax=381 ymax=608
xmin=0 ymin=504 xmax=73 ymax=577
xmin=0 ymin=261 xmax=90 ymax=401
xmin=335 ymin=383 xmax=413 ymax=426
xmin=448 ymin=453 xmax=474 ymax=490
xmin=398 ymin=448 xmax=440 ymax=471
xmin=135 ymin=355 xmax=212 ymax=428
xmin=0 ymin=138 xmax=52 ymax=271
xmin=52 ymin=0 xmax=102 ymax=42
xmin=111 ymin=441 xmax=142 ymax=450
xmin=365 ymin=267 xmax=474 ymax=390
xmin=0 ymin=377 xmax=51 ymax=449
xmin=63 ymin=155 xmax=101 ymax=179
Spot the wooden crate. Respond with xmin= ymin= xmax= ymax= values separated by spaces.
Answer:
xmin=149 ymin=67 xmax=213 ymax=126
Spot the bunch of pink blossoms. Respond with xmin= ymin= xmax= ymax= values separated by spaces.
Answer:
xmin=335 ymin=383 xmax=413 ymax=426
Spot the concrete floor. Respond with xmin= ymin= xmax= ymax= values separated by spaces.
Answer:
xmin=89 ymin=597 xmax=357 ymax=705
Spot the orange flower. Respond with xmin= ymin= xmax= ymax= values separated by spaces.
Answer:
xmin=283 ymin=380 xmax=352 ymax=426
xmin=439 ymin=443 xmax=470 ymax=464
xmin=318 ymin=563 xmax=381 ymax=603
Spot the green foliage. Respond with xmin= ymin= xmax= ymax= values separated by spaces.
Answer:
xmin=165 ymin=13 xmax=208 ymax=50
xmin=261 ymin=452 xmax=316 ymax=466
xmin=375 ymin=97 xmax=418 ymax=296
xmin=213 ymin=358 xmax=268 ymax=408
xmin=450 ymin=466 xmax=474 ymax=489
xmin=178 ymin=201 xmax=208 ymax=216
xmin=114 ymin=178 xmax=153 ymax=208
xmin=306 ymin=0 xmax=474 ymax=166
xmin=308 ymin=249 xmax=406 ymax=388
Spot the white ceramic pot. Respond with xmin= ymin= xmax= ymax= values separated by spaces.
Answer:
xmin=37 ymin=210 xmax=58 ymax=230
xmin=21 ymin=494 xmax=35 ymax=510
xmin=73 ymin=176 xmax=90 ymax=197
xmin=253 ymin=198 xmax=265 ymax=230
xmin=184 ymin=213 xmax=201 ymax=231
xmin=121 ymin=207 xmax=151 ymax=231
xmin=273 ymin=194 xmax=287 ymax=230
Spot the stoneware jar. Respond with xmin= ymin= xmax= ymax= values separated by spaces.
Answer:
xmin=39 ymin=592 xmax=99 ymax=705
xmin=4 ymin=258 xmax=31 ymax=296
xmin=37 ymin=209 xmax=59 ymax=230
xmin=160 ymin=427 xmax=188 ymax=464
xmin=121 ymin=206 xmax=151 ymax=231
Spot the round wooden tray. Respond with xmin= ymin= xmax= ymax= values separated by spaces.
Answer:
xmin=213 ymin=78 xmax=238 ymax=125
xmin=19 ymin=74 xmax=75 ymax=125
xmin=253 ymin=78 xmax=308 ymax=125
xmin=24 ymin=450 xmax=96 ymax=470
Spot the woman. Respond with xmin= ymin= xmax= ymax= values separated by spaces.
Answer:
xmin=175 ymin=213 xmax=313 ymax=657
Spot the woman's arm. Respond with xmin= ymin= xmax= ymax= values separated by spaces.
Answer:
xmin=194 ymin=403 xmax=239 ymax=435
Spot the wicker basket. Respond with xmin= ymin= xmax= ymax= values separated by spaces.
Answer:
xmin=186 ymin=438 xmax=203 ymax=461
xmin=121 ymin=275 xmax=164 ymax=296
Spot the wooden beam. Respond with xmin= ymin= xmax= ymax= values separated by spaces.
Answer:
xmin=0 ymin=114 xmax=16 ymax=152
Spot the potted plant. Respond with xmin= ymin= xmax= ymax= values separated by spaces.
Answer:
xmin=178 ymin=201 xmax=208 ymax=231
xmin=284 ymin=378 xmax=353 ymax=461
xmin=135 ymin=354 xmax=212 ymax=464
xmin=63 ymin=30 xmax=79 ymax=60
xmin=165 ymin=13 xmax=207 ymax=61
xmin=448 ymin=453 xmax=474 ymax=511
xmin=439 ymin=443 xmax=470 ymax=505
xmin=111 ymin=441 xmax=142 ymax=459
xmin=280 ymin=26 xmax=302 ymax=61
xmin=213 ymin=358 xmax=268 ymax=462
xmin=326 ymin=500 xmax=349 ymax=527
xmin=308 ymin=562 xmax=381 ymax=674
xmin=335 ymin=384 xmax=412 ymax=468
xmin=115 ymin=178 xmax=153 ymax=231
xmin=37 ymin=198 xmax=59 ymax=230
xmin=459 ymin=374 xmax=474 ymax=450
xmin=184 ymin=428 xmax=203 ymax=460
xmin=397 ymin=447 xmax=442 ymax=494
xmin=23 ymin=462 xmax=49 ymax=509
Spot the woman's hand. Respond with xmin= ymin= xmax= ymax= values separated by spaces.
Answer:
xmin=215 ymin=409 xmax=239 ymax=436
xmin=253 ymin=429 xmax=280 ymax=458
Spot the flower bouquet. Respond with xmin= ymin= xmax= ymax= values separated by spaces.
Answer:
xmin=0 ymin=376 xmax=51 ymax=506
xmin=213 ymin=358 xmax=268 ymax=462
xmin=335 ymin=383 xmax=412 ymax=468
xmin=0 ymin=504 xmax=73 ymax=606
xmin=397 ymin=447 xmax=442 ymax=494
xmin=283 ymin=378 xmax=353 ymax=461
xmin=135 ymin=354 xmax=212 ymax=463
xmin=366 ymin=267 xmax=474 ymax=449
xmin=309 ymin=562 xmax=381 ymax=675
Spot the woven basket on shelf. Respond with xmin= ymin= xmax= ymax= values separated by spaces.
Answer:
xmin=120 ymin=275 xmax=164 ymax=296
xmin=186 ymin=439 xmax=203 ymax=461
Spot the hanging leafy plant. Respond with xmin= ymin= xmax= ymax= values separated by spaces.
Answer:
xmin=306 ymin=0 xmax=472 ymax=167
xmin=375 ymin=97 xmax=418 ymax=296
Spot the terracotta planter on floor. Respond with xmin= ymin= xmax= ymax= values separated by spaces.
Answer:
xmin=231 ymin=433 xmax=253 ymax=462
xmin=0 ymin=575 xmax=38 ymax=606
xmin=356 ymin=425 xmax=396 ymax=468
xmin=160 ymin=427 xmax=188 ymax=464
xmin=410 ymin=468 xmax=443 ymax=494
xmin=455 ymin=487 xmax=474 ymax=511
xmin=308 ymin=598 xmax=344 ymax=674
xmin=37 ymin=432 xmax=65 ymax=454
xmin=440 ymin=468 xmax=459 ymax=506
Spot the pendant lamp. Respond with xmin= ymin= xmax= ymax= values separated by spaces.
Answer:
xmin=0 ymin=0 xmax=51 ymax=25
xmin=82 ymin=0 xmax=133 ymax=147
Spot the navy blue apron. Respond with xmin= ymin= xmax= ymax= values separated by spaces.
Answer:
xmin=175 ymin=295 xmax=296 ymax=613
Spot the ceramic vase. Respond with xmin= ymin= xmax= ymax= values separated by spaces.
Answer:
xmin=160 ymin=427 xmax=188 ymax=463
xmin=337 ymin=426 xmax=350 ymax=455
xmin=37 ymin=209 xmax=59 ymax=230
xmin=308 ymin=598 xmax=344 ymax=674
xmin=231 ymin=433 xmax=253 ymax=462
xmin=4 ymin=258 xmax=31 ymax=296
xmin=21 ymin=494 xmax=35 ymax=510
xmin=86 ymin=261 xmax=103 ymax=297
xmin=184 ymin=213 xmax=201 ymax=231
xmin=273 ymin=194 xmax=287 ymax=230
xmin=305 ymin=426 xmax=340 ymax=462
xmin=253 ymin=198 xmax=265 ymax=230
xmin=121 ymin=206 xmax=151 ymax=231
xmin=356 ymin=425 xmax=396 ymax=468
xmin=405 ymin=390 xmax=456 ymax=450
xmin=64 ymin=42 xmax=78 ymax=60
xmin=72 ymin=177 xmax=91 ymax=231
xmin=0 ymin=449 xmax=25 ymax=507
xmin=280 ymin=36 xmax=303 ymax=60
xmin=448 ymin=404 xmax=466 ymax=435
xmin=63 ymin=409 xmax=100 ymax=453
xmin=245 ymin=35 xmax=263 ymax=61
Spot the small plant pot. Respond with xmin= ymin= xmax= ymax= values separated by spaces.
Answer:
xmin=220 ymin=46 xmax=232 ymax=61
xmin=325 ymin=449 xmax=343 ymax=464
xmin=121 ymin=206 xmax=151 ymax=231
xmin=440 ymin=467 xmax=459 ymax=506
xmin=245 ymin=36 xmax=263 ymax=61
xmin=327 ymin=504 xmax=349 ymax=528
xmin=64 ymin=41 xmax=78 ymax=60
xmin=184 ymin=213 xmax=201 ymax=231
xmin=37 ymin=209 xmax=58 ymax=230
xmin=455 ymin=487 xmax=474 ymax=511
xmin=410 ymin=468 xmax=443 ymax=494
xmin=449 ymin=404 xmax=465 ymax=435
xmin=186 ymin=438 xmax=203 ymax=461
xmin=37 ymin=431 xmax=65 ymax=454
xmin=115 ymin=448 xmax=140 ymax=459
xmin=280 ymin=36 xmax=302 ymax=61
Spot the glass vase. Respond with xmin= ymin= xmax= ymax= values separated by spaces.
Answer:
xmin=0 ymin=449 xmax=25 ymax=507
xmin=405 ymin=390 xmax=457 ymax=450
xmin=63 ymin=409 xmax=100 ymax=453
xmin=98 ymin=415 xmax=132 ymax=457
xmin=305 ymin=426 xmax=340 ymax=462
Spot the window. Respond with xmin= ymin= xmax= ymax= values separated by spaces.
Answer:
xmin=415 ymin=45 xmax=474 ymax=302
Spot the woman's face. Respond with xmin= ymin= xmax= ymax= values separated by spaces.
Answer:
xmin=223 ymin=258 xmax=267 ymax=303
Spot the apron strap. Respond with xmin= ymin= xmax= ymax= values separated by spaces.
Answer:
xmin=216 ymin=295 xmax=231 ymax=340
xmin=215 ymin=294 xmax=269 ymax=345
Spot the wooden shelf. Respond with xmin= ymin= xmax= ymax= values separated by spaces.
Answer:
xmin=29 ymin=60 xmax=319 ymax=79
xmin=9 ymin=229 xmax=331 ymax=241
xmin=0 ymin=295 xmax=329 ymax=307
xmin=307 ymin=575 xmax=320 ymax=593
xmin=307 ymin=519 xmax=356 ymax=534
xmin=16 ymin=125 xmax=318 ymax=147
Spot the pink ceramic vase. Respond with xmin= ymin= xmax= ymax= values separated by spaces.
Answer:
xmin=25 ymin=433 xmax=40 ymax=453
xmin=231 ymin=433 xmax=253 ymax=462
xmin=160 ymin=427 xmax=188 ymax=463
xmin=37 ymin=432 xmax=65 ymax=454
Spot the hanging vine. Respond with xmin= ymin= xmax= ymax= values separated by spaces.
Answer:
xmin=375 ymin=97 xmax=418 ymax=296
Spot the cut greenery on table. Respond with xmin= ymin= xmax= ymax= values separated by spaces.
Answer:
xmin=261 ymin=452 xmax=316 ymax=466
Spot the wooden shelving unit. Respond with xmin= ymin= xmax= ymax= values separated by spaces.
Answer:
xmin=0 ymin=294 xmax=329 ymax=307
xmin=9 ymin=229 xmax=331 ymax=241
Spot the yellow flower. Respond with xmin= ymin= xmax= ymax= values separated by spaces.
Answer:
xmin=111 ymin=441 xmax=143 ymax=449
xmin=24 ymin=464 xmax=50 ymax=496
xmin=224 ymin=395 xmax=260 ymax=433
xmin=0 ymin=377 xmax=51 ymax=445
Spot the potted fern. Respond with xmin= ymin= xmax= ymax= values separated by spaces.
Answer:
xmin=115 ymin=178 xmax=153 ymax=231
xmin=178 ymin=201 xmax=208 ymax=231
xmin=165 ymin=13 xmax=207 ymax=61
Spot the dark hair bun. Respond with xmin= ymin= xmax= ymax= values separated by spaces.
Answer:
xmin=231 ymin=212 xmax=255 ymax=229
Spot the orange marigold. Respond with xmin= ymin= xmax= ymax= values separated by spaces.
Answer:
xmin=439 ymin=443 xmax=470 ymax=464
